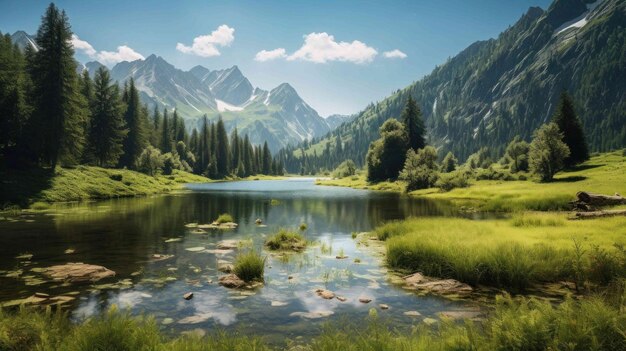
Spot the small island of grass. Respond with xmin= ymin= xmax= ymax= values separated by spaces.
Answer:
xmin=264 ymin=229 xmax=307 ymax=252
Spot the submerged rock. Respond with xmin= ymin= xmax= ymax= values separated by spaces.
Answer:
xmin=43 ymin=263 xmax=115 ymax=283
xmin=217 ymin=260 xmax=234 ymax=273
xmin=255 ymin=218 xmax=263 ymax=225
xmin=271 ymin=301 xmax=289 ymax=307
xmin=150 ymin=254 xmax=173 ymax=262
xmin=218 ymin=274 xmax=246 ymax=288
xmin=216 ymin=240 xmax=240 ymax=250
xmin=290 ymin=311 xmax=334 ymax=319
xmin=336 ymin=296 xmax=347 ymax=302
xmin=359 ymin=297 xmax=372 ymax=304
xmin=438 ymin=310 xmax=482 ymax=320
xmin=198 ymin=222 xmax=238 ymax=230
xmin=183 ymin=292 xmax=194 ymax=300
xmin=403 ymin=272 xmax=472 ymax=296
xmin=379 ymin=304 xmax=389 ymax=310
xmin=178 ymin=312 xmax=213 ymax=324
xmin=315 ymin=289 xmax=335 ymax=299
xmin=1 ymin=293 xmax=75 ymax=308
xmin=403 ymin=310 xmax=421 ymax=317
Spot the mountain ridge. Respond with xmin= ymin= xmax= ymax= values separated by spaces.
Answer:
xmin=290 ymin=0 xmax=626 ymax=169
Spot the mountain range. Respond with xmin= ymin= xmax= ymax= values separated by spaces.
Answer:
xmin=9 ymin=31 xmax=350 ymax=152
xmin=297 ymin=0 xmax=626 ymax=165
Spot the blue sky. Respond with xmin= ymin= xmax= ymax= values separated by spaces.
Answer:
xmin=0 ymin=0 xmax=552 ymax=116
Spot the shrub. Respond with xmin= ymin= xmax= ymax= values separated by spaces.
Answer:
xmin=333 ymin=160 xmax=357 ymax=178
xmin=233 ymin=250 xmax=265 ymax=282
xmin=435 ymin=169 xmax=470 ymax=191
xmin=475 ymin=166 xmax=516 ymax=181
xmin=441 ymin=151 xmax=458 ymax=173
xmin=529 ymin=123 xmax=570 ymax=182
xmin=215 ymin=213 xmax=234 ymax=224
xmin=135 ymin=146 xmax=163 ymax=176
xmin=505 ymin=136 xmax=530 ymax=173
xmin=265 ymin=229 xmax=307 ymax=251
xmin=399 ymin=146 xmax=439 ymax=191
xmin=299 ymin=223 xmax=308 ymax=231
xmin=162 ymin=152 xmax=182 ymax=175
xmin=30 ymin=201 xmax=50 ymax=210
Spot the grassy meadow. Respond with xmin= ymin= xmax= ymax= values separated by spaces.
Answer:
xmin=376 ymin=214 xmax=626 ymax=290
xmin=0 ymin=165 xmax=210 ymax=209
xmin=318 ymin=151 xmax=626 ymax=212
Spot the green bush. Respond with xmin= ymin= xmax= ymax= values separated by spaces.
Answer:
xmin=215 ymin=213 xmax=234 ymax=224
xmin=399 ymin=146 xmax=439 ymax=191
xmin=265 ymin=229 xmax=307 ymax=251
xmin=109 ymin=174 xmax=123 ymax=181
xmin=135 ymin=146 xmax=164 ymax=176
xmin=333 ymin=160 xmax=357 ymax=178
xmin=435 ymin=169 xmax=470 ymax=191
xmin=233 ymin=250 xmax=265 ymax=282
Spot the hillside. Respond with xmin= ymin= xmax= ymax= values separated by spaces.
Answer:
xmin=294 ymin=0 xmax=626 ymax=169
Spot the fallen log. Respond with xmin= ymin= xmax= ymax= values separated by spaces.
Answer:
xmin=573 ymin=209 xmax=626 ymax=219
xmin=576 ymin=191 xmax=626 ymax=207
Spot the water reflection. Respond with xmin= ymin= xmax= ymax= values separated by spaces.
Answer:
xmin=0 ymin=179 xmax=472 ymax=344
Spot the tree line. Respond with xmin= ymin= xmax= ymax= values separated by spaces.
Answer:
xmin=359 ymin=91 xmax=590 ymax=191
xmin=0 ymin=3 xmax=283 ymax=178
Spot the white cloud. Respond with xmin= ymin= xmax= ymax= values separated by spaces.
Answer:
xmin=254 ymin=48 xmax=287 ymax=62
xmin=176 ymin=24 xmax=235 ymax=57
xmin=287 ymin=32 xmax=377 ymax=64
xmin=383 ymin=49 xmax=407 ymax=59
xmin=97 ymin=46 xmax=145 ymax=65
xmin=71 ymin=34 xmax=97 ymax=57
xmin=71 ymin=34 xmax=144 ymax=65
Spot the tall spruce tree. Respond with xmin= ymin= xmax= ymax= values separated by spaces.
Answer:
xmin=401 ymin=96 xmax=426 ymax=152
xmin=151 ymin=106 xmax=161 ymax=148
xmin=243 ymin=134 xmax=253 ymax=176
xmin=552 ymin=91 xmax=589 ymax=167
xmin=262 ymin=141 xmax=272 ymax=175
xmin=30 ymin=4 xmax=87 ymax=167
xmin=118 ymin=78 xmax=147 ymax=168
xmin=230 ymin=127 xmax=240 ymax=172
xmin=160 ymin=108 xmax=171 ymax=153
xmin=215 ymin=117 xmax=230 ymax=177
xmin=88 ymin=67 xmax=127 ymax=167
xmin=0 ymin=33 xmax=29 ymax=165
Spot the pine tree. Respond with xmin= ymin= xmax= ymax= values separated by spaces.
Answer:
xmin=243 ymin=134 xmax=253 ymax=176
xmin=151 ymin=106 xmax=161 ymax=148
xmin=215 ymin=117 xmax=230 ymax=177
xmin=88 ymin=67 xmax=127 ymax=167
xmin=160 ymin=108 xmax=171 ymax=153
xmin=0 ymin=33 xmax=29 ymax=165
xmin=401 ymin=96 xmax=426 ymax=152
xmin=230 ymin=127 xmax=240 ymax=172
xmin=29 ymin=4 xmax=87 ymax=167
xmin=199 ymin=115 xmax=209 ymax=173
xmin=262 ymin=141 xmax=272 ymax=175
xmin=552 ymin=91 xmax=589 ymax=167
xmin=118 ymin=78 xmax=147 ymax=168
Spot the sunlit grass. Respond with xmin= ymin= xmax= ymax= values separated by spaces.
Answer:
xmin=264 ymin=229 xmax=307 ymax=251
xmin=233 ymin=250 xmax=265 ymax=282
xmin=318 ymin=152 xmax=626 ymax=212
xmin=376 ymin=214 xmax=626 ymax=290
xmin=215 ymin=213 xmax=234 ymax=224
xmin=1 ymin=165 xmax=210 ymax=208
xmin=3 ymin=295 xmax=624 ymax=351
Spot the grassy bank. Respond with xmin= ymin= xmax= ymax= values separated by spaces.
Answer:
xmin=0 ymin=165 xmax=209 ymax=208
xmin=376 ymin=213 xmax=626 ymax=290
xmin=1 ymin=295 xmax=624 ymax=350
xmin=317 ymin=152 xmax=626 ymax=212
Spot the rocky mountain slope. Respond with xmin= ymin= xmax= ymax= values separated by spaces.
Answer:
xmin=298 ymin=0 xmax=626 ymax=163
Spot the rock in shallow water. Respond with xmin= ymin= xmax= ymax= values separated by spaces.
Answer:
xmin=315 ymin=289 xmax=335 ymax=299
xmin=43 ymin=262 xmax=115 ymax=283
xmin=403 ymin=272 xmax=472 ymax=296
xmin=183 ymin=292 xmax=194 ymax=300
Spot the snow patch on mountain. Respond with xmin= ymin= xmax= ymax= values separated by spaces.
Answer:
xmin=555 ymin=0 xmax=603 ymax=34
xmin=216 ymin=99 xmax=244 ymax=112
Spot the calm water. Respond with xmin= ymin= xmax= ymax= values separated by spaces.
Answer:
xmin=0 ymin=179 xmax=479 ymax=345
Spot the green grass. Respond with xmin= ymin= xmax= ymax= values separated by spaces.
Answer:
xmin=1 ymin=295 xmax=624 ymax=350
xmin=0 ymin=165 xmax=210 ymax=208
xmin=376 ymin=214 xmax=626 ymax=290
xmin=318 ymin=152 xmax=626 ymax=212
xmin=309 ymin=294 xmax=626 ymax=351
xmin=215 ymin=213 xmax=234 ymax=224
xmin=233 ymin=250 xmax=266 ymax=282
xmin=264 ymin=229 xmax=307 ymax=251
